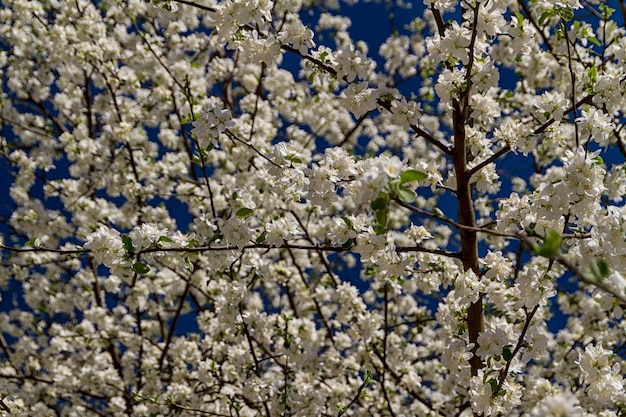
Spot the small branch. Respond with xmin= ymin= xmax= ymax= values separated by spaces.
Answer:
xmin=377 ymin=99 xmax=453 ymax=156
xmin=371 ymin=348 xmax=444 ymax=416
xmin=336 ymin=370 xmax=374 ymax=417
xmin=238 ymin=303 xmax=273 ymax=417
xmin=496 ymin=305 xmax=539 ymax=390
xmin=518 ymin=0 xmax=554 ymax=53
xmin=0 ymin=243 xmax=86 ymax=254
xmin=158 ymin=278 xmax=192 ymax=370
xmin=394 ymin=198 xmax=518 ymax=240
xmin=557 ymin=256 xmax=626 ymax=305
xmin=562 ymin=20 xmax=579 ymax=147
xmin=224 ymin=129 xmax=281 ymax=168
xmin=515 ymin=234 xmax=626 ymax=305
xmin=170 ymin=0 xmax=216 ymax=12
xmin=468 ymin=145 xmax=510 ymax=178
xmin=619 ymin=0 xmax=626 ymax=29
xmin=337 ymin=111 xmax=372 ymax=147
xmin=285 ymin=246 xmax=337 ymax=348
xmin=132 ymin=392 xmax=229 ymax=416
xmin=430 ymin=4 xmax=446 ymax=37
xmin=396 ymin=245 xmax=461 ymax=259
xmin=380 ymin=284 xmax=398 ymax=417
xmin=470 ymin=94 xmax=595 ymax=179
xmin=534 ymin=95 xmax=593 ymax=135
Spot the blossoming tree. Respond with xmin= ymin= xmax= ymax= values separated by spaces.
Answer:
xmin=1 ymin=0 xmax=626 ymax=415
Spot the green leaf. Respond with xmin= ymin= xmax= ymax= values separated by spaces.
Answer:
xmin=587 ymin=36 xmax=601 ymax=47
xmin=599 ymin=4 xmax=615 ymax=18
xmin=514 ymin=11 xmax=524 ymax=28
xmin=457 ymin=321 xmax=467 ymax=335
xmin=375 ymin=208 xmax=388 ymax=225
xmin=184 ymin=257 xmax=195 ymax=273
xmin=556 ymin=6 xmax=574 ymax=21
xmin=488 ymin=378 xmax=499 ymax=394
xmin=372 ymin=192 xmax=390 ymax=235
xmin=400 ymin=169 xmax=428 ymax=184
xmin=389 ymin=178 xmax=401 ymax=194
xmin=590 ymin=258 xmax=610 ymax=281
xmin=587 ymin=65 xmax=597 ymax=84
xmin=538 ymin=9 xmax=556 ymax=26
xmin=342 ymin=238 xmax=355 ymax=249
xmin=502 ymin=345 xmax=514 ymax=361
xmin=397 ymin=187 xmax=416 ymax=203
xmin=364 ymin=369 xmax=374 ymax=381
xmin=158 ymin=235 xmax=173 ymax=243
xmin=255 ymin=230 xmax=266 ymax=244
xmin=341 ymin=216 xmax=355 ymax=230
xmin=122 ymin=234 xmax=135 ymax=255
xmin=371 ymin=194 xmax=389 ymax=211
xmin=236 ymin=207 xmax=254 ymax=219
xmin=534 ymin=229 xmax=562 ymax=259
xmin=374 ymin=223 xmax=387 ymax=235
xmin=132 ymin=262 xmax=150 ymax=274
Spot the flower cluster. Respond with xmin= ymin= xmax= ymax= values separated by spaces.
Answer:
xmin=191 ymin=102 xmax=236 ymax=148
xmin=1 ymin=0 xmax=626 ymax=416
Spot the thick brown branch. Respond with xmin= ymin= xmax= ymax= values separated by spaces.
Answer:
xmin=453 ymin=1 xmax=484 ymax=379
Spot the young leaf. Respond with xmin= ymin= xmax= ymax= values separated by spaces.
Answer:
xmin=133 ymin=262 xmax=150 ymax=274
xmin=488 ymin=378 xmax=499 ymax=394
xmin=587 ymin=36 xmax=601 ymax=47
xmin=255 ymin=230 xmax=267 ymax=244
xmin=341 ymin=216 xmax=355 ymax=230
xmin=122 ymin=234 xmax=135 ymax=255
xmin=587 ymin=65 xmax=597 ymax=84
xmin=514 ymin=11 xmax=524 ymax=28
xmin=375 ymin=208 xmax=389 ymax=228
xmin=534 ymin=230 xmax=562 ymax=259
xmin=539 ymin=9 xmax=556 ymax=25
xmin=371 ymin=193 xmax=389 ymax=211
xmin=599 ymin=4 xmax=615 ymax=18
xmin=342 ymin=238 xmax=355 ymax=249
xmin=502 ymin=345 xmax=514 ymax=361
xmin=372 ymin=211 xmax=389 ymax=233
xmin=184 ymin=257 xmax=195 ymax=273
xmin=556 ymin=6 xmax=574 ymax=21
xmin=236 ymin=207 xmax=254 ymax=219
xmin=400 ymin=169 xmax=427 ymax=184
xmin=397 ymin=187 xmax=416 ymax=203
xmin=589 ymin=258 xmax=610 ymax=281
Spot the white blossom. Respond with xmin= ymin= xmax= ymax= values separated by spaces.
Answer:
xmin=1 ymin=1 xmax=626 ymax=416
